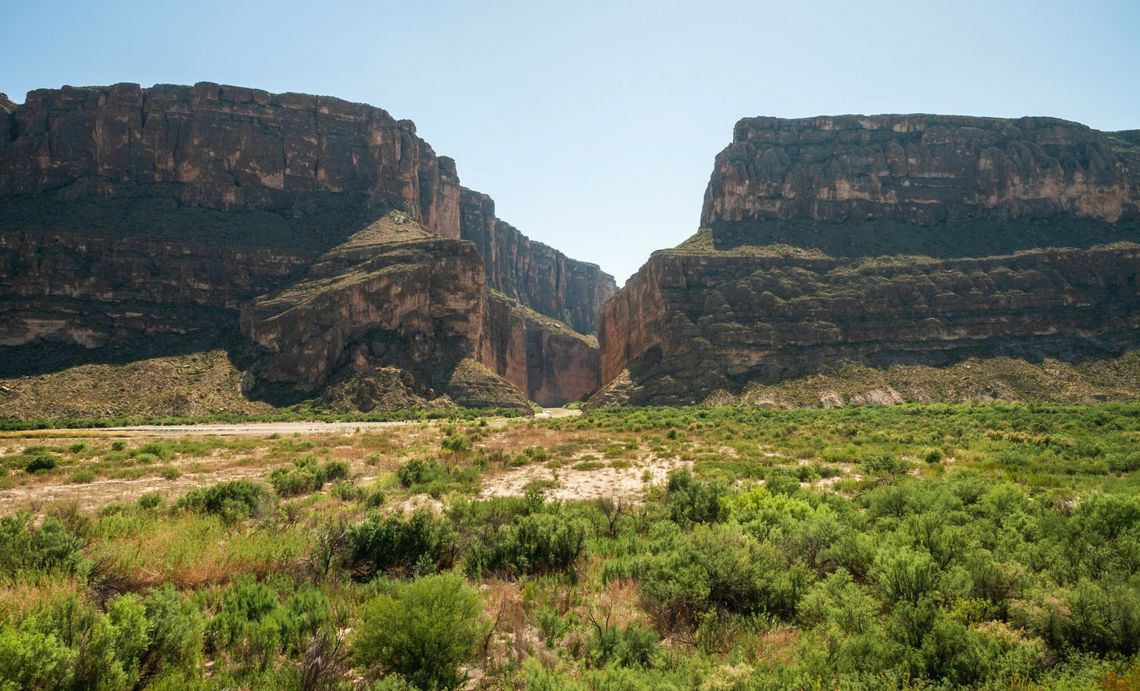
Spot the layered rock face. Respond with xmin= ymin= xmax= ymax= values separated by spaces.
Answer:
xmin=460 ymin=189 xmax=615 ymax=333
xmin=600 ymin=115 xmax=1140 ymax=405
xmin=0 ymin=82 xmax=460 ymax=237
xmin=705 ymin=115 xmax=1139 ymax=237
xmin=480 ymin=292 xmax=601 ymax=406
xmin=0 ymin=83 xmax=609 ymax=408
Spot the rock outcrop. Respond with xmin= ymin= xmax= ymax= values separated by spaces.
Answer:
xmin=0 ymin=82 xmax=460 ymax=237
xmin=704 ymin=115 xmax=1140 ymax=233
xmin=600 ymin=115 xmax=1140 ymax=405
xmin=0 ymin=83 xmax=611 ymax=410
xmin=460 ymin=189 xmax=615 ymax=333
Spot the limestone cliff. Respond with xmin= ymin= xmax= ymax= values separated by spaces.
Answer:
xmin=460 ymin=189 xmax=615 ymax=333
xmin=705 ymin=115 xmax=1140 ymax=225
xmin=0 ymin=83 xmax=609 ymax=410
xmin=600 ymin=115 xmax=1140 ymax=405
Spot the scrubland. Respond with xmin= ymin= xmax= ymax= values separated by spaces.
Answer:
xmin=1 ymin=403 xmax=1138 ymax=689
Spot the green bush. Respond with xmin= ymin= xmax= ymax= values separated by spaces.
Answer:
xmin=587 ymin=620 xmax=660 ymax=668
xmin=875 ymin=546 xmax=941 ymax=604
xmin=138 ymin=493 xmax=163 ymax=511
xmin=354 ymin=574 xmax=486 ymax=690
xmin=143 ymin=585 xmax=205 ymax=675
xmin=441 ymin=434 xmax=472 ymax=455
xmin=0 ymin=626 xmax=77 ymax=690
xmin=1107 ymin=451 xmax=1140 ymax=473
xmin=396 ymin=458 xmax=446 ymax=489
xmin=24 ymin=454 xmax=59 ymax=474
xmin=464 ymin=509 xmax=587 ymax=578
xmin=175 ymin=481 xmax=274 ymax=520
xmin=0 ymin=513 xmax=85 ymax=579
xmin=637 ymin=523 xmax=799 ymax=629
xmin=269 ymin=457 xmax=350 ymax=497
xmin=860 ymin=454 xmax=910 ymax=476
xmin=206 ymin=577 xmax=329 ymax=671
xmin=665 ymin=469 xmax=728 ymax=525
xmin=9 ymin=594 xmax=150 ymax=691
xmin=346 ymin=510 xmax=457 ymax=578
xmin=68 ymin=468 xmax=96 ymax=484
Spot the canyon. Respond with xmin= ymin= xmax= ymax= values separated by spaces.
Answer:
xmin=3 ymin=86 xmax=1140 ymax=415
xmin=0 ymin=83 xmax=614 ymax=414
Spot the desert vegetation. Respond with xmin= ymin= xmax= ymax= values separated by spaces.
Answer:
xmin=0 ymin=403 xmax=1138 ymax=688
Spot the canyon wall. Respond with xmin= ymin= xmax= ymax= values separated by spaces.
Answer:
xmin=460 ymin=189 xmax=615 ymax=334
xmin=600 ymin=115 xmax=1140 ymax=405
xmin=0 ymin=83 xmax=609 ymax=409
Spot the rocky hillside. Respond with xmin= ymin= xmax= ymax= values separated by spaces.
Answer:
xmin=0 ymin=83 xmax=613 ymax=413
xmin=599 ymin=115 xmax=1140 ymax=405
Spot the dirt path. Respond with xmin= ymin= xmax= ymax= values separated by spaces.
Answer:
xmin=3 ymin=409 xmax=580 ymax=438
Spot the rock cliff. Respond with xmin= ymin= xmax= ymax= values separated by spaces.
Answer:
xmin=460 ymin=189 xmax=615 ymax=333
xmin=600 ymin=115 xmax=1140 ymax=405
xmin=0 ymin=83 xmax=609 ymax=411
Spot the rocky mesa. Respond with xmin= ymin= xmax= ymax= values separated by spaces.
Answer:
xmin=0 ymin=83 xmax=614 ymax=414
xmin=599 ymin=115 xmax=1140 ymax=405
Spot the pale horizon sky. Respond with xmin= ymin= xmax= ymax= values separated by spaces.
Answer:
xmin=4 ymin=0 xmax=1139 ymax=284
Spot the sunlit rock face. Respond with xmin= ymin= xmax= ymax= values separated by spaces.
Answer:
xmin=600 ymin=115 xmax=1140 ymax=405
xmin=0 ymin=83 xmax=611 ymax=408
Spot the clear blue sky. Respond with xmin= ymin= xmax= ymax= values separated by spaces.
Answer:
xmin=4 ymin=0 xmax=1139 ymax=283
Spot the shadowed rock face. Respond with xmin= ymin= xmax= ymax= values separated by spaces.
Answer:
xmin=0 ymin=83 xmax=609 ymax=409
xmin=460 ymin=189 xmax=616 ymax=334
xmin=239 ymin=214 xmax=601 ymax=407
xmin=600 ymin=115 xmax=1140 ymax=405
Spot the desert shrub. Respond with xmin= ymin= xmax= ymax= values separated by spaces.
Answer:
xmin=875 ymin=546 xmax=941 ymax=604
xmin=1064 ymin=579 xmax=1140 ymax=656
xmin=346 ymin=510 xmax=457 ymax=578
xmin=138 ymin=493 xmax=163 ymax=511
xmin=394 ymin=457 xmax=482 ymax=495
xmin=396 ymin=458 xmax=444 ymax=488
xmin=134 ymin=442 xmax=176 ymax=461
xmin=269 ymin=458 xmax=350 ymax=497
xmin=0 ymin=625 xmax=76 ymax=690
xmin=1107 ymin=452 xmax=1140 ymax=473
xmin=207 ymin=577 xmax=329 ymax=671
xmin=922 ymin=447 xmax=944 ymax=464
xmin=587 ymin=620 xmax=660 ymax=669
xmin=920 ymin=616 xmax=983 ymax=685
xmin=463 ymin=509 xmax=587 ymax=578
xmin=11 ymin=594 xmax=150 ymax=691
xmin=637 ymin=523 xmax=798 ymax=629
xmin=860 ymin=454 xmax=910 ymax=476
xmin=68 ymin=468 xmax=96 ymax=484
xmin=143 ymin=585 xmax=205 ymax=676
xmin=24 ymin=453 xmax=59 ymax=473
xmin=175 ymin=481 xmax=274 ymax=520
xmin=441 ymin=433 xmax=472 ymax=455
xmin=0 ymin=513 xmax=85 ymax=579
xmin=798 ymin=568 xmax=879 ymax=634
xmin=665 ymin=469 xmax=728 ymax=525
xmin=764 ymin=469 xmax=802 ymax=496
xmin=353 ymin=574 xmax=486 ymax=690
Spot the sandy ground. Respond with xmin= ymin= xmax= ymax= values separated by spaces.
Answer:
xmin=4 ymin=409 xmax=579 ymax=438
xmin=479 ymin=455 xmax=689 ymax=503
xmin=0 ymin=410 xmax=587 ymax=513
